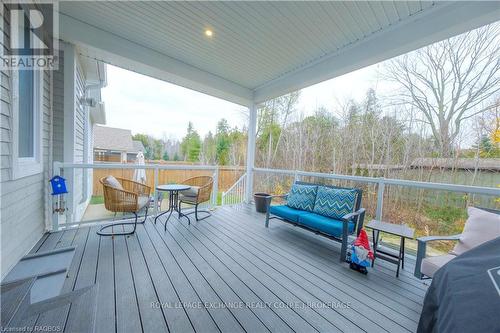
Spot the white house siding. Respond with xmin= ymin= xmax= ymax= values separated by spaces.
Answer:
xmin=0 ymin=6 xmax=52 ymax=278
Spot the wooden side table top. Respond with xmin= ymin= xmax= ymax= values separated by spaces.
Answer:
xmin=366 ymin=220 xmax=415 ymax=239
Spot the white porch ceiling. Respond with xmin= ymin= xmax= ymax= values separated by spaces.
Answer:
xmin=59 ymin=1 xmax=500 ymax=106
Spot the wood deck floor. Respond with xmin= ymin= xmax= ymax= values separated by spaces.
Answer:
xmin=28 ymin=204 xmax=429 ymax=333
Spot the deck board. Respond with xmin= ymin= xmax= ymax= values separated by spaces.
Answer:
xmin=223 ymin=206 xmax=428 ymax=298
xmin=166 ymin=217 xmax=295 ymax=333
xmin=235 ymin=205 xmax=427 ymax=293
xmin=114 ymin=225 xmax=143 ymax=332
xmin=134 ymin=222 xmax=195 ymax=333
xmin=125 ymin=225 xmax=169 ymax=333
xmin=94 ymin=225 xmax=115 ymax=333
xmin=145 ymin=220 xmax=245 ymax=333
xmin=185 ymin=209 xmax=415 ymax=332
xmin=215 ymin=208 xmax=425 ymax=310
xmin=159 ymin=221 xmax=271 ymax=333
xmin=30 ymin=205 xmax=427 ymax=333
xmin=141 ymin=220 xmax=221 ymax=333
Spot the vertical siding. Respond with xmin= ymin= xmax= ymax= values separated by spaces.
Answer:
xmin=0 ymin=5 xmax=52 ymax=278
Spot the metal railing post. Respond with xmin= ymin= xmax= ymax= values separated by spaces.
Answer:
xmin=212 ymin=167 xmax=219 ymax=206
xmin=375 ymin=179 xmax=385 ymax=221
xmin=153 ymin=166 xmax=159 ymax=217
xmin=52 ymin=161 xmax=62 ymax=231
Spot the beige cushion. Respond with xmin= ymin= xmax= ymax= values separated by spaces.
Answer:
xmin=421 ymin=254 xmax=456 ymax=278
xmin=181 ymin=186 xmax=200 ymax=197
xmin=137 ymin=196 xmax=150 ymax=210
xmin=451 ymin=207 xmax=500 ymax=256
xmin=179 ymin=194 xmax=197 ymax=204
xmin=103 ymin=176 xmax=123 ymax=190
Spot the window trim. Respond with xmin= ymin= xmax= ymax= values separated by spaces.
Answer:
xmin=11 ymin=69 xmax=44 ymax=179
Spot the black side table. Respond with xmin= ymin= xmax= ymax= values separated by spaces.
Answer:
xmin=154 ymin=184 xmax=191 ymax=230
xmin=367 ymin=220 xmax=415 ymax=277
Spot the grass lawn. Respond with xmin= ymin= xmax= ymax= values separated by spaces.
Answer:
xmin=90 ymin=195 xmax=104 ymax=205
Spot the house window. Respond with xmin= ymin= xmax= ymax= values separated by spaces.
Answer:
xmin=11 ymin=15 xmax=43 ymax=179
xmin=18 ymin=66 xmax=35 ymax=157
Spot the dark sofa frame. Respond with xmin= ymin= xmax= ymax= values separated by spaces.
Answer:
xmin=265 ymin=181 xmax=366 ymax=262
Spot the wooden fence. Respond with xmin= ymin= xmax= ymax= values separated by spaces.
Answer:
xmin=92 ymin=165 xmax=245 ymax=196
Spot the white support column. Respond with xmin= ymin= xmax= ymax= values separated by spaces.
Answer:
xmin=245 ymin=103 xmax=257 ymax=203
xmin=63 ymin=42 xmax=76 ymax=223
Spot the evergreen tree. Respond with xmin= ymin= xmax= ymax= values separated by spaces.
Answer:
xmin=180 ymin=122 xmax=202 ymax=162
xmin=215 ymin=119 xmax=231 ymax=165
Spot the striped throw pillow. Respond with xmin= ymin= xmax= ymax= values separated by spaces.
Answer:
xmin=286 ymin=184 xmax=318 ymax=212
xmin=313 ymin=186 xmax=357 ymax=219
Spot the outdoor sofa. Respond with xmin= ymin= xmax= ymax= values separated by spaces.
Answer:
xmin=265 ymin=181 xmax=366 ymax=261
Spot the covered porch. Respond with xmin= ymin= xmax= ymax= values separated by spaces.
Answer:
xmin=2 ymin=2 xmax=500 ymax=333
xmin=15 ymin=205 xmax=427 ymax=333
xmin=57 ymin=1 xmax=500 ymax=204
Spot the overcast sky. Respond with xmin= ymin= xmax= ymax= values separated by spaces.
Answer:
xmin=101 ymin=63 xmax=389 ymax=140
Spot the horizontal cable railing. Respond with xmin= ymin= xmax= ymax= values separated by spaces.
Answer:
xmin=221 ymin=173 xmax=247 ymax=206
xmin=253 ymin=167 xmax=500 ymax=221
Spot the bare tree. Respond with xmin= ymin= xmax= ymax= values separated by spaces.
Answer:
xmin=385 ymin=23 xmax=500 ymax=156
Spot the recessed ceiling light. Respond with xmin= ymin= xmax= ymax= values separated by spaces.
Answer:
xmin=205 ymin=29 xmax=213 ymax=37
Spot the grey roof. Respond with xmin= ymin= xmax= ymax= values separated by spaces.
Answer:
xmin=93 ymin=125 xmax=134 ymax=152
xmin=354 ymin=158 xmax=500 ymax=172
xmin=132 ymin=140 xmax=145 ymax=153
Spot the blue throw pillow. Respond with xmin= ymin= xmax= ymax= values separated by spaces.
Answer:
xmin=286 ymin=184 xmax=318 ymax=212
xmin=313 ymin=186 xmax=357 ymax=219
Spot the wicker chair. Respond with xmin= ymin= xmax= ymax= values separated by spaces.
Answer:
xmin=178 ymin=176 xmax=214 ymax=222
xmin=97 ymin=176 xmax=151 ymax=236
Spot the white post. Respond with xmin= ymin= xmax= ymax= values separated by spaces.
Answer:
xmin=375 ymin=179 xmax=385 ymax=221
xmin=51 ymin=161 xmax=62 ymax=231
xmin=245 ymin=103 xmax=257 ymax=203
xmin=153 ymin=167 xmax=159 ymax=217
xmin=212 ymin=167 xmax=219 ymax=206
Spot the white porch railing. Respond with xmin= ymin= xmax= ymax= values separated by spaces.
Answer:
xmin=253 ymin=167 xmax=500 ymax=220
xmin=51 ymin=161 xmax=499 ymax=231
xmin=52 ymin=162 xmax=219 ymax=231
xmin=221 ymin=173 xmax=247 ymax=206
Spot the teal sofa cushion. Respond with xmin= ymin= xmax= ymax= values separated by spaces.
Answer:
xmin=269 ymin=205 xmax=311 ymax=223
xmin=298 ymin=213 xmax=355 ymax=238
xmin=286 ymin=184 xmax=318 ymax=212
xmin=313 ymin=186 xmax=357 ymax=220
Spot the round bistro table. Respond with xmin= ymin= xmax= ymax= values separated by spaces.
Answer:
xmin=154 ymin=184 xmax=191 ymax=229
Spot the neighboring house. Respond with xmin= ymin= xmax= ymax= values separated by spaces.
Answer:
xmin=93 ymin=125 xmax=145 ymax=162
